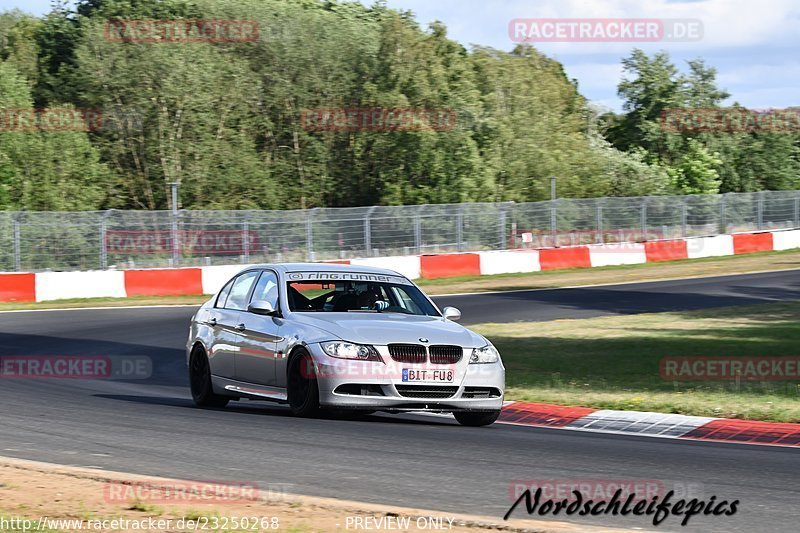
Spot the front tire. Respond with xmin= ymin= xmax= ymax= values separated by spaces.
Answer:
xmin=454 ymin=410 xmax=500 ymax=427
xmin=189 ymin=347 xmax=229 ymax=408
xmin=287 ymin=349 xmax=320 ymax=417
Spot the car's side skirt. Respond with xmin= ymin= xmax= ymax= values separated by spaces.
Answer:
xmin=211 ymin=375 xmax=288 ymax=402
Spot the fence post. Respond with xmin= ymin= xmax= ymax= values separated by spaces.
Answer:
xmin=757 ymin=191 xmax=765 ymax=231
xmin=681 ymin=198 xmax=688 ymax=238
xmin=169 ymin=182 xmax=180 ymax=267
xmin=100 ymin=210 xmax=113 ymax=270
xmin=170 ymin=211 xmax=179 ymax=267
xmin=414 ymin=206 xmax=423 ymax=254
xmin=12 ymin=214 xmax=21 ymax=272
xmin=794 ymin=196 xmax=800 ymax=228
xmin=719 ymin=193 xmax=727 ymax=235
xmin=306 ymin=208 xmax=316 ymax=262
xmin=364 ymin=206 xmax=376 ymax=257
xmin=242 ymin=212 xmax=251 ymax=264
xmin=640 ymin=198 xmax=648 ymax=241
xmin=456 ymin=205 xmax=464 ymax=252
xmin=595 ymin=202 xmax=603 ymax=244
xmin=550 ymin=199 xmax=558 ymax=247
xmin=498 ymin=202 xmax=511 ymax=250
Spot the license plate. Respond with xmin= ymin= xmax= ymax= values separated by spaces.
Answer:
xmin=402 ymin=369 xmax=454 ymax=382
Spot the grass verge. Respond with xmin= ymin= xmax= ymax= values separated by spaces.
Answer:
xmin=474 ymin=301 xmax=800 ymax=423
xmin=0 ymin=294 xmax=208 ymax=312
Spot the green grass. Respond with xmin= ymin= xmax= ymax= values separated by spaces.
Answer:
xmin=0 ymin=294 xmax=208 ymax=311
xmin=181 ymin=510 xmax=219 ymax=522
xmin=473 ymin=301 xmax=800 ymax=423
xmin=127 ymin=499 xmax=162 ymax=515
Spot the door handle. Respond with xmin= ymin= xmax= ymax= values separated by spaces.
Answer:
xmin=235 ymin=323 xmax=246 ymax=332
xmin=208 ymin=317 xmax=217 ymax=327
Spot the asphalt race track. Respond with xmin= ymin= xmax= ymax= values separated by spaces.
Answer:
xmin=440 ymin=268 xmax=800 ymax=324
xmin=1 ymin=270 xmax=799 ymax=532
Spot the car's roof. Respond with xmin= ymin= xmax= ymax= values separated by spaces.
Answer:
xmin=249 ymin=262 xmax=404 ymax=278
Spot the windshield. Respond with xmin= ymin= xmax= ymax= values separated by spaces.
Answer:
xmin=287 ymin=280 xmax=439 ymax=316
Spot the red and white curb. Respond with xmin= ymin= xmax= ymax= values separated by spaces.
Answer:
xmin=498 ymin=401 xmax=800 ymax=447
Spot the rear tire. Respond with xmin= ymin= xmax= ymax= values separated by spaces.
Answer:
xmin=287 ymin=349 xmax=321 ymax=417
xmin=454 ymin=410 xmax=500 ymax=427
xmin=189 ymin=347 xmax=229 ymax=408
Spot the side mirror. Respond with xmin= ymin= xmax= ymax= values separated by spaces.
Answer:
xmin=248 ymin=300 xmax=278 ymax=316
xmin=442 ymin=306 xmax=461 ymax=321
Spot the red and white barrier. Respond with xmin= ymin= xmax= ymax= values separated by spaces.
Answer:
xmin=539 ymin=246 xmax=591 ymax=270
xmin=686 ymin=234 xmax=734 ymax=258
xmin=420 ymin=253 xmax=481 ymax=279
xmin=587 ymin=243 xmax=647 ymax=267
xmin=35 ymin=271 xmax=126 ymax=301
xmin=0 ymin=273 xmax=36 ymax=302
xmin=2 ymin=228 xmax=799 ymax=302
xmin=772 ymin=229 xmax=800 ymax=250
xmin=478 ymin=250 xmax=540 ymax=275
xmin=644 ymin=240 xmax=688 ymax=262
xmin=124 ymin=268 xmax=203 ymax=297
xmin=351 ymin=255 xmax=421 ymax=280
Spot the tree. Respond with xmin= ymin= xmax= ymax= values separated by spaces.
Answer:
xmin=668 ymin=139 xmax=722 ymax=195
xmin=3 ymin=0 xmax=792 ymax=212
xmin=609 ymin=49 xmax=682 ymax=159
xmin=0 ymin=61 xmax=112 ymax=210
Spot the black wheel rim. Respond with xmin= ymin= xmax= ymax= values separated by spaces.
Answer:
xmin=290 ymin=355 xmax=314 ymax=408
xmin=190 ymin=352 xmax=209 ymax=395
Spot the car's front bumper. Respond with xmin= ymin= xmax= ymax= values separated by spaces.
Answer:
xmin=309 ymin=344 xmax=505 ymax=412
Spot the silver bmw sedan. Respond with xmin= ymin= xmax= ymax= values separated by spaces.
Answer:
xmin=186 ymin=263 xmax=505 ymax=426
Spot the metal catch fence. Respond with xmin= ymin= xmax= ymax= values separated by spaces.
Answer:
xmin=4 ymin=190 xmax=800 ymax=272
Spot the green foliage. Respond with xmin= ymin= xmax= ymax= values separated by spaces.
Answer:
xmin=668 ymin=139 xmax=722 ymax=195
xmin=0 ymin=2 xmax=796 ymax=211
xmin=607 ymin=48 xmax=799 ymax=195
xmin=0 ymin=62 xmax=112 ymax=210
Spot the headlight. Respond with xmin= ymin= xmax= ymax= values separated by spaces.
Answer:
xmin=321 ymin=341 xmax=382 ymax=362
xmin=470 ymin=344 xmax=499 ymax=364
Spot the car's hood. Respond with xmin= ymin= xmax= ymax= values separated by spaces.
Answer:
xmin=290 ymin=312 xmax=485 ymax=347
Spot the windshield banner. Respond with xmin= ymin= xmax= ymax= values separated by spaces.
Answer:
xmin=286 ymin=271 xmax=412 ymax=285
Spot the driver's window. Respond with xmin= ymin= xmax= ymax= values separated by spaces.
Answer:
xmin=224 ymin=271 xmax=260 ymax=311
xmin=251 ymin=270 xmax=279 ymax=309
